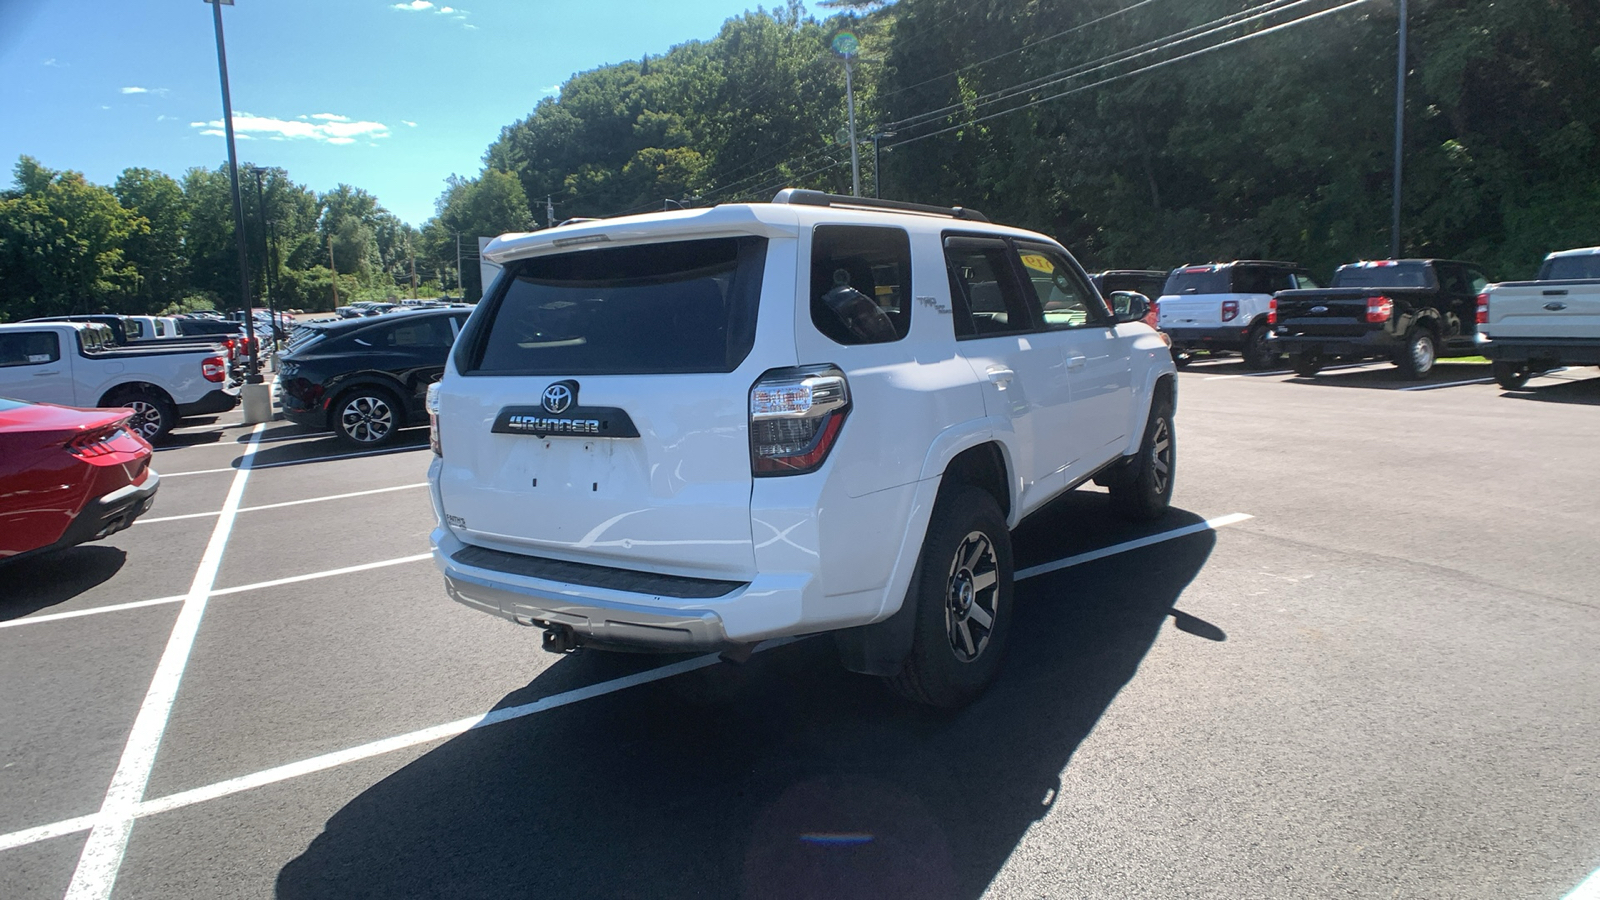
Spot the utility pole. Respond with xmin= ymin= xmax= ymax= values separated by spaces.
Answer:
xmin=247 ymin=166 xmax=276 ymax=351
xmin=871 ymin=131 xmax=896 ymax=198
xmin=1391 ymin=0 xmax=1408 ymax=260
xmin=328 ymin=234 xmax=340 ymax=307
xmin=454 ymin=232 xmax=463 ymax=299
xmin=408 ymin=238 xmax=418 ymax=298
xmin=831 ymin=31 xmax=863 ymax=197
xmin=206 ymin=0 xmax=259 ymax=386
xmin=546 ymin=195 xmax=555 ymax=228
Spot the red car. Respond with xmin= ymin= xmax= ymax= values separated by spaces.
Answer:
xmin=0 ymin=398 xmax=159 ymax=562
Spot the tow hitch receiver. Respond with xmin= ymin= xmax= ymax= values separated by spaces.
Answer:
xmin=541 ymin=624 xmax=579 ymax=654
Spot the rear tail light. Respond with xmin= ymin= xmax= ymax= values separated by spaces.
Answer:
xmin=67 ymin=424 xmax=127 ymax=459
xmin=202 ymin=355 xmax=227 ymax=382
xmin=749 ymin=366 xmax=850 ymax=476
xmin=1366 ymin=296 xmax=1394 ymax=324
xmin=427 ymin=383 xmax=442 ymax=456
xmin=1221 ymin=300 xmax=1240 ymax=322
xmin=1476 ymin=292 xmax=1490 ymax=325
xmin=1267 ymin=297 xmax=1278 ymax=325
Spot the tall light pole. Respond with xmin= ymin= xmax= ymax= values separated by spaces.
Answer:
xmin=1390 ymin=0 xmax=1408 ymax=260
xmin=247 ymin=166 xmax=277 ymax=350
xmin=833 ymin=32 xmax=862 ymax=197
xmin=205 ymin=0 xmax=260 ymax=390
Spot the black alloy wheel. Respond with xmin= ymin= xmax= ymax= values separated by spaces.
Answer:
xmin=335 ymin=388 xmax=402 ymax=447
xmin=1291 ymin=353 xmax=1324 ymax=377
xmin=1109 ymin=394 xmax=1175 ymax=522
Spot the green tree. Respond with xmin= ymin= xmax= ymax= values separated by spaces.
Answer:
xmin=114 ymin=167 xmax=190 ymax=312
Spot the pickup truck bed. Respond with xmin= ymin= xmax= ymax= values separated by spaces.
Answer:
xmin=1479 ymin=247 xmax=1600 ymax=387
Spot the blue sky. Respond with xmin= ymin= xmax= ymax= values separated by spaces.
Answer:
xmin=0 ymin=0 xmax=767 ymax=225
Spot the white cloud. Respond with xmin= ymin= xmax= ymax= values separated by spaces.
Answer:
xmin=43 ymin=58 xmax=66 ymax=68
xmin=439 ymin=5 xmax=455 ymax=12
xmin=541 ymin=84 xmax=560 ymax=94
xmin=157 ymin=114 xmax=170 ymax=122
xmin=402 ymin=120 xmax=418 ymax=127
xmin=200 ymin=128 xmax=225 ymax=136
xmin=463 ymin=23 xmax=477 ymax=29
xmin=191 ymin=113 xmax=392 ymax=145
xmin=121 ymin=86 xmax=148 ymax=94
xmin=392 ymin=0 xmax=433 ymax=9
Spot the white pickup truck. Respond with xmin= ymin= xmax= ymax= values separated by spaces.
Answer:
xmin=0 ymin=322 xmax=237 ymax=440
xmin=1479 ymin=246 xmax=1600 ymax=389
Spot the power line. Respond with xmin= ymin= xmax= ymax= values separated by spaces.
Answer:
xmin=887 ymin=0 xmax=1373 ymax=151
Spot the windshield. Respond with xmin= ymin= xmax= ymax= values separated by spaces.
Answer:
xmin=1540 ymin=253 xmax=1600 ymax=281
xmin=465 ymin=236 xmax=767 ymax=375
xmin=1332 ymin=262 xmax=1434 ymax=289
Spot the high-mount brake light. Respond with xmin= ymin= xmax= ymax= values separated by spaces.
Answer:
xmin=1367 ymin=295 xmax=1395 ymax=324
xmin=427 ymin=382 xmax=442 ymax=457
xmin=1221 ymin=299 xmax=1240 ymax=322
xmin=1476 ymin=292 xmax=1490 ymax=325
xmin=749 ymin=366 xmax=850 ymax=476
xmin=201 ymin=355 xmax=227 ymax=382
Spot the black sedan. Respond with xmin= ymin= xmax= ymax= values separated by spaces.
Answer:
xmin=277 ymin=308 xmax=470 ymax=447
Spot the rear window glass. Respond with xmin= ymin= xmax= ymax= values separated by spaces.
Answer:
xmin=810 ymin=225 xmax=912 ymax=345
xmin=1098 ymin=273 xmax=1166 ymax=299
xmin=1234 ymin=267 xmax=1297 ymax=295
xmin=350 ymin=316 xmax=455 ymax=349
xmin=1332 ymin=262 xmax=1434 ymax=289
xmin=1162 ymin=267 xmax=1230 ymax=295
xmin=1540 ymin=253 xmax=1600 ymax=281
xmin=0 ymin=332 xmax=61 ymax=367
xmin=465 ymin=236 xmax=766 ymax=375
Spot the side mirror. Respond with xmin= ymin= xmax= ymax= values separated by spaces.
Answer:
xmin=1110 ymin=291 xmax=1151 ymax=324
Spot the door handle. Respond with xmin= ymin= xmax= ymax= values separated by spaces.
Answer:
xmin=1545 ymin=302 xmax=1568 ymax=312
xmin=986 ymin=366 xmax=1015 ymax=388
xmin=33 ymin=370 xmax=61 ymax=377
xmin=1543 ymin=289 xmax=1569 ymax=296
xmin=1066 ymin=355 xmax=1088 ymax=370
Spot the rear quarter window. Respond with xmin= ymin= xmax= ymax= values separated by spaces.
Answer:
xmin=810 ymin=225 xmax=912 ymax=345
xmin=0 ymin=332 xmax=61 ymax=367
xmin=462 ymin=236 xmax=767 ymax=376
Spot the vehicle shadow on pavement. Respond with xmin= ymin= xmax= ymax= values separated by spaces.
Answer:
xmin=1284 ymin=361 xmax=1489 ymax=390
xmin=0 ymin=546 xmax=126 ymax=620
xmin=1500 ymin=374 xmax=1600 ymax=406
xmin=276 ymin=506 xmax=1220 ymax=900
xmin=237 ymin=429 xmax=432 ymax=469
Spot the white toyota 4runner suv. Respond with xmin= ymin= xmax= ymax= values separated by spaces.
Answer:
xmin=428 ymin=190 xmax=1177 ymax=707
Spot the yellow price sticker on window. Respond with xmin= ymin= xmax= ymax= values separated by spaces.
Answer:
xmin=1019 ymin=253 xmax=1054 ymax=274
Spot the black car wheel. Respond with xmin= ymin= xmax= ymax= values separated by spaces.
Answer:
xmin=1108 ymin=394 xmax=1175 ymax=522
xmin=1242 ymin=322 xmax=1280 ymax=370
xmin=886 ymin=486 xmax=1014 ymax=709
xmin=1291 ymin=352 xmax=1324 ymax=377
xmin=334 ymin=387 xmax=403 ymax=447
xmin=1395 ymin=327 xmax=1437 ymax=380
xmin=1491 ymin=361 xmax=1533 ymax=390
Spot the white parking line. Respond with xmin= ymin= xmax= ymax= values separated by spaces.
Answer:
xmin=0 ymin=553 xmax=432 ymax=631
xmin=0 ymin=513 xmax=1256 ymax=856
xmin=1397 ymin=377 xmax=1494 ymax=392
xmin=160 ymin=466 xmax=236 ymax=478
xmin=1565 ymin=866 xmax=1600 ymax=900
xmin=63 ymin=423 xmax=265 ymax=900
xmin=1204 ymin=362 xmax=1384 ymax=381
xmin=136 ymin=482 xmax=429 ymax=526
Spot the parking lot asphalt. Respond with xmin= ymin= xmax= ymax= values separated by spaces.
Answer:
xmin=2 ymin=360 xmax=1597 ymax=900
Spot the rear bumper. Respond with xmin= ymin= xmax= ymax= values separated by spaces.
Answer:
xmin=1164 ymin=325 xmax=1251 ymax=351
xmin=432 ymin=528 xmax=813 ymax=651
xmin=1273 ymin=330 xmax=1396 ymax=358
xmin=176 ymin=388 xmax=239 ymax=418
xmin=9 ymin=473 xmax=160 ymax=563
xmin=1480 ymin=337 xmax=1600 ymax=366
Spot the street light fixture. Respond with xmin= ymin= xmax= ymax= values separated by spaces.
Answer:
xmin=832 ymin=31 xmax=862 ymax=198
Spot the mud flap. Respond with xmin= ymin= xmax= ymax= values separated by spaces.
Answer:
xmin=833 ymin=556 xmax=922 ymax=677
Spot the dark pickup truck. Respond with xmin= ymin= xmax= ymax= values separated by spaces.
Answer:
xmin=1273 ymin=259 xmax=1491 ymax=378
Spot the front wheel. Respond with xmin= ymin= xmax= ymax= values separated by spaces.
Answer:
xmin=1291 ymin=353 xmax=1324 ymax=377
xmin=108 ymin=390 xmax=177 ymax=442
xmin=885 ymin=486 xmax=1014 ymax=709
xmin=1108 ymin=394 xmax=1175 ymax=522
xmin=1491 ymin=361 xmax=1532 ymax=391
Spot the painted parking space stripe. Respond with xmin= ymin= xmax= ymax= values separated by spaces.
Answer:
xmin=1016 ymin=513 xmax=1252 ymax=582
xmin=0 ymin=553 xmax=432 ymax=631
xmin=63 ymin=423 xmax=265 ymax=900
xmin=0 ymin=513 xmax=1256 ymax=856
xmin=1396 ymin=377 xmax=1495 ymax=391
xmin=1565 ymin=866 xmax=1600 ymax=900
xmin=136 ymin=482 xmax=429 ymax=526
xmin=1203 ymin=362 xmax=1385 ymax=381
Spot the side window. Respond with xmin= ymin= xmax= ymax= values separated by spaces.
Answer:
xmin=0 ymin=332 xmax=62 ymax=367
xmin=810 ymin=225 xmax=912 ymax=345
xmin=1434 ymin=264 xmax=1467 ymax=295
xmin=1015 ymin=243 xmax=1112 ymax=330
xmin=944 ymin=237 xmax=1033 ymax=339
xmin=1294 ymin=271 xmax=1322 ymax=290
xmin=358 ymin=318 xmax=454 ymax=349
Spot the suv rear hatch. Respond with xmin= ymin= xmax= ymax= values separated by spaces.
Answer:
xmin=435 ymin=234 xmax=778 ymax=580
xmin=1158 ymin=265 xmax=1235 ymax=329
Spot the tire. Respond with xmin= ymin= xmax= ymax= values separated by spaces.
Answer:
xmin=1108 ymin=394 xmax=1175 ymax=522
xmin=332 ymin=386 xmax=404 ymax=447
xmin=1395 ymin=327 xmax=1437 ymax=380
xmin=107 ymin=390 xmax=177 ymax=442
xmin=1242 ymin=322 xmax=1280 ymax=370
xmin=885 ymin=486 xmax=1014 ymax=709
xmin=1491 ymin=360 xmax=1532 ymax=391
xmin=1291 ymin=352 xmax=1324 ymax=377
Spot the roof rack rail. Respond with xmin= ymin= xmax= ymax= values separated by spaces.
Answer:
xmin=770 ymin=188 xmax=989 ymax=223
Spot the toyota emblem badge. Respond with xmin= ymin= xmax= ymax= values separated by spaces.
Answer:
xmin=542 ymin=383 xmax=574 ymax=414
